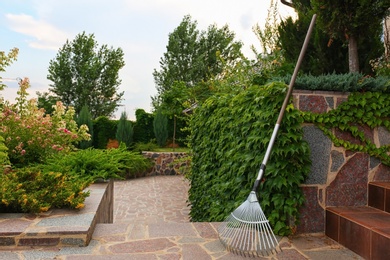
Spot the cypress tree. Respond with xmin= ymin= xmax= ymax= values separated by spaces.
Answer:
xmin=153 ymin=109 xmax=168 ymax=147
xmin=116 ymin=111 xmax=133 ymax=148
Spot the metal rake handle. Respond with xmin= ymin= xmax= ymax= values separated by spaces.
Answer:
xmin=252 ymin=14 xmax=317 ymax=192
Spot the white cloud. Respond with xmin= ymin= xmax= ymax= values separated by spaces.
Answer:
xmin=5 ymin=13 xmax=71 ymax=50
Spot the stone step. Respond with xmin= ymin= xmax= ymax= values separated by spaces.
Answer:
xmin=326 ymin=206 xmax=390 ymax=259
xmin=0 ymin=181 xmax=113 ymax=248
xmin=368 ymin=182 xmax=390 ymax=213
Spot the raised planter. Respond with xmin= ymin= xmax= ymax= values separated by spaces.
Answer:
xmin=0 ymin=180 xmax=113 ymax=248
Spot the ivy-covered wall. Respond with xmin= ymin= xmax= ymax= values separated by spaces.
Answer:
xmin=293 ymin=90 xmax=390 ymax=233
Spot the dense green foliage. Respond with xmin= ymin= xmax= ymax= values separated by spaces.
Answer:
xmin=304 ymin=91 xmax=390 ymax=165
xmin=92 ymin=116 xmax=117 ymax=149
xmin=47 ymin=32 xmax=125 ymax=118
xmin=153 ymin=15 xmax=243 ymax=102
xmin=0 ymin=166 xmax=92 ymax=213
xmin=309 ymin=0 xmax=388 ymax=72
xmin=133 ymin=109 xmax=154 ymax=144
xmin=153 ymin=109 xmax=168 ymax=147
xmin=189 ymin=82 xmax=311 ymax=235
xmin=116 ymin=111 xmax=133 ymax=147
xmin=0 ymin=135 xmax=9 ymax=167
xmin=273 ymin=73 xmax=390 ymax=92
xmin=77 ymin=105 xmax=94 ymax=149
xmin=43 ymin=145 xmax=152 ymax=181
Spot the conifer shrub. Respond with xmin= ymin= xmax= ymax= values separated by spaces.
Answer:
xmin=77 ymin=105 xmax=94 ymax=149
xmin=116 ymin=111 xmax=133 ymax=147
xmin=153 ymin=109 xmax=168 ymax=147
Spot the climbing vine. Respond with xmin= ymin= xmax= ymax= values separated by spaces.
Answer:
xmin=303 ymin=91 xmax=390 ymax=165
xmin=189 ymin=82 xmax=311 ymax=236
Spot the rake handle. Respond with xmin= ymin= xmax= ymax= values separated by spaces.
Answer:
xmin=252 ymin=14 xmax=317 ymax=192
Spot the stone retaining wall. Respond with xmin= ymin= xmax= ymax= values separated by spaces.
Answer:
xmin=293 ymin=90 xmax=390 ymax=233
xmin=141 ymin=152 xmax=190 ymax=176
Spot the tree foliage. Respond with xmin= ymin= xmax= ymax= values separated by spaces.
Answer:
xmin=308 ymin=0 xmax=389 ymax=72
xmin=153 ymin=108 xmax=168 ymax=147
xmin=47 ymin=32 xmax=125 ymax=118
xmin=153 ymin=15 xmax=243 ymax=108
xmin=116 ymin=111 xmax=133 ymax=147
xmin=0 ymin=48 xmax=19 ymax=91
xmin=76 ymin=105 xmax=94 ymax=149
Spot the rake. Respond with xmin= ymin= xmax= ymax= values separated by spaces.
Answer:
xmin=218 ymin=14 xmax=317 ymax=257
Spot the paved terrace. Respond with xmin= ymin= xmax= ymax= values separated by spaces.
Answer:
xmin=0 ymin=176 xmax=363 ymax=259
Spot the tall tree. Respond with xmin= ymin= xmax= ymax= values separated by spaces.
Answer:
xmin=47 ymin=32 xmax=125 ymax=118
xmin=310 ymin=0 xmax=389 ymax=72
xmin=153 ymin=15 xmax=243 ymax=107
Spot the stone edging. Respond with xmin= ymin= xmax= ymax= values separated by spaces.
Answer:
xmin=0 ymin=180 xmax=113 ymax=248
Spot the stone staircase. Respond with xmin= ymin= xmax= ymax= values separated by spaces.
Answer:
xmin=326 ymin=182 xmax=390 ymax=259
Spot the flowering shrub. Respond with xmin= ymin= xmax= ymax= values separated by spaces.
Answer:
xmin=0 ymin=78 xmax=90 ymax=166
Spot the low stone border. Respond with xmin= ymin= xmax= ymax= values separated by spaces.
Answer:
xmin=141 ymin=152 xmax=190 ymax=176
xmin=0 ymin=180 xmax=113 ymax=248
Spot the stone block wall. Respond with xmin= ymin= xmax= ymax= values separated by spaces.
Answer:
xmin=141 ymin=152 xmax=190 ymax=176
xmin=293 ymin=90 xmax=390 ymax=233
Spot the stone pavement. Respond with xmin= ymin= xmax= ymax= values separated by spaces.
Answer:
xmin=0 ymin=176 xmax=364 ymax=259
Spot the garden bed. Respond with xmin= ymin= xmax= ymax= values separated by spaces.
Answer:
xmin=0 ymin=180 xmax=113 ymax=248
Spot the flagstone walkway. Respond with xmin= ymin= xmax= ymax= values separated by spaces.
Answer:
xmin=0 ymin=176 xmax=363 ymax=259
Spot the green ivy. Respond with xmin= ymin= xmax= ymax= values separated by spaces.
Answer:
xmin=303 ymin=91 xmax=390 ymax=165
xmin=189 ymin=82 xmax=311 ymax=236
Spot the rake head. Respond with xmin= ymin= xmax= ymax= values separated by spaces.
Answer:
xmin=218 ymin=191 xmax=280 ymax=257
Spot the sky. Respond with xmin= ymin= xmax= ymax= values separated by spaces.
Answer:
xmin=0 ymin=0 xmax=295 ymax=120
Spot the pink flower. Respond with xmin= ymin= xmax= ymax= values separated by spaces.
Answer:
xmin=21 ymin=150 xmax=26 ymax=155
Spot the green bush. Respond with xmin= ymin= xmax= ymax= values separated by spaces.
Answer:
xmin=77 ymin=105 xmax=94 ymax=149
xmin=116 ymin=111 xmax=133 ymax=147
xmin=153 ymin=109 xmax=168 ymax=147
xmin=93 ymin=116 xmax=117 ymax=149
xmin=273 ymin=73 xmax=390 ymax=92
xmin=0 ymin=166 xmax=92 ymax=213
xmin=189 ymin=82 xmax=311 ymax=236
xmin=133 ymin=109 xmax=154 ymax=143
xmin=43 ymin=145 xmax=152 ymax=180
xmin=132 ymin=141 xmax=160 ymax=153
xmin=0 ymin=135 xmax=9 ymax=167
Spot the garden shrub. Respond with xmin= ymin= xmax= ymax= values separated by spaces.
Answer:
xmin=76 ymin=105 xmax=94 ymax=149
xmin=132 ymin=141 xmax=160 ymax=153
xmin=116 ymin=111 xmax=133 ymax=147
xmin=189 ymin=82 xmax=311 ymax=236
xmin=93 ymin=116 xmax=117 ymax=149
xmin=153 ymin=109 xmax=168 ymax=147
xmin=0 ymin=135 xmax=9 ymax=167
xmin=43 ymin=144 xmax=152 ymax=180
xmin=273 ymin=73 xmax=390 ymax=92
xmin=0 ymin=166 xmax=92 ymax=213
xmin=0 ymin=78 xmax=90 ymax=167
xmin=133 ymin=109 xmax=154 ymax=143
